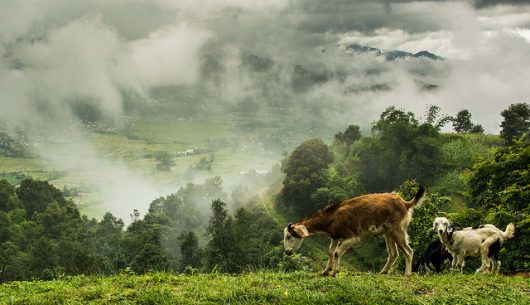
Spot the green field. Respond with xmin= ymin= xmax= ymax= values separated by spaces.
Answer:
xmin=1 ymin=272 xmax=528 ymax=304
xmin=0 ymin=117 xmax=280 ymax=218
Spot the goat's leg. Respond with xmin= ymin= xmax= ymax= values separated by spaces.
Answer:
xmin=477 ymin=240 xmax=494 ymax=274
xmin=492 ymin=260 xmax=501 ymax=274
xmin=330 ymin=236 xmax=359 ymax=277
xmin=321 ymin=239 xmax=339 ymax=276
xmin=379 ymin=234 xmax=399 ymax=274
xmin=391 ymin=231 xmax=414 ymax=276
xmin=459 ymin=257 xmax=465 ymax=274
xmin=450 ymin=254 xmax=461 ymax=272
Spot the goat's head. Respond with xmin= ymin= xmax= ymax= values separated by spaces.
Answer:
xmin=433 ymin=217 xmax=452 ymax=236
xmin=283 ymin=223 xmax=309 ymax=255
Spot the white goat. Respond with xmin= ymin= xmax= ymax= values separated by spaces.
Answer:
xmin=432 ymin=217 xmax=515 ymax=274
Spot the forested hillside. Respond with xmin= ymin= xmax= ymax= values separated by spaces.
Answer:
xmin=1 ymin=103 xmax=528 ymax=282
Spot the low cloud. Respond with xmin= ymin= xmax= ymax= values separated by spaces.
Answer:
xmin=1 ymin=0 xmax=529 ymax=218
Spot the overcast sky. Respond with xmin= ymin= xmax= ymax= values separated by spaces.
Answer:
xmin=1 ymin=0 xmax=530 ymax=131
xmin=1 ymin=0 xmax=529 ymax=219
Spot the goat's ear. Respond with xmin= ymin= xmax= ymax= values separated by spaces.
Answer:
xmin=447 ymin=225 xmax=453 ymax=234
xmin=293 ymin=225 xmax=309 ymax=238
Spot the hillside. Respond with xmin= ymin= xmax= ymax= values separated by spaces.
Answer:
xmin=1 ymin=272 xmax=528 ymax=304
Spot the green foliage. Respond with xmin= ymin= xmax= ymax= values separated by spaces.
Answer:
xmin=233 ymin=206 xmax=282 ymax=270
xmin=396 ymin=181 xmax=450 ymax=254
xmin=278 ymin=254 xmax=314 ymax=272
xmin=205 ymin=199 xmax=240 ymax=273
xmin=358 ymin=106 xmax=445 ymax=192
xmin=469 ymin=141 xmax=530 ymax=210
xmin=311 ymin=169 xmax=359 ymax=206
xmin=0 ymin=179 xmax=19 ymax=212
xmin=178 ymin=231 xmax=202 ymax=272
xmin=452 ymin=109 xmax=483 ymax=133
xmin=424 ymin=104 xmax=453 ymax=129
xmin=334 ymin=125 xmax=361 ymax=145
xmin=16 ymin=179 xmax=67 ymax=218
xmin=154 ymin=151 xmax=175 ymax=172
xmin=468 ymin=140 xmax=530 ymax=270
xmin=130 ymin=243 xmax=170 ymax=273
xmin=500 ymin=102 xmax=530 ymax=145
xmin=281 ymin=139 xmax=334 ymax=215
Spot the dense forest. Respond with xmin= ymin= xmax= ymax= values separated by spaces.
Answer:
xmin=0 ymin=103 xmax=529 ymax=282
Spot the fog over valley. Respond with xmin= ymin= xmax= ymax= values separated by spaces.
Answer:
xmin=1 ymin=0 xmax=529 ymax=221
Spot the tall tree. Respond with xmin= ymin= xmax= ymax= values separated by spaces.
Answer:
xmin=178 ymin=231 xmax=202 ymax=272
xmin=0 ymin=180 xmax=19 ymax=212
xmin=358 ymin=106 xmax=444 ymax=192
xmin=281 ymin=139 xmax=334 ymax=215
xmin=452 ymin=109 xmax=483 ymax=133
xmin=500 ymin=103 xmax=530 ymax=145
xmin=334 ymin=125 xmax=361 ymax=145
xmin=16 ymin=179 xmax=66 ymax=218
xmin=205 ymin=199 xmax=239 ymax=273
xmin=453 ymin=110 xmax=474 ymax=133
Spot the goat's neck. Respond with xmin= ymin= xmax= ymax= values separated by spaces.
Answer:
xmin=299 ymin=216 xmax=332 ymax=236
xmin=438 ymin=232 xmax=450 ymax=246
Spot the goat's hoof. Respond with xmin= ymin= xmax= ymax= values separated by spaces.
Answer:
xmin=320 ymin=271 xmax=330 ymax=277
xmin=330 ymin=271 xmax=338 ymax=277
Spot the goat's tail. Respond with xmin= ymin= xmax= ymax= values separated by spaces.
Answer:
xmin=503 ymin=223 xmax=515 ymax=240
xmin=406 ymin=186 xmax=426 ymax=210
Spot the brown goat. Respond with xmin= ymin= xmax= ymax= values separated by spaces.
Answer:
xmin=283 ymin=187 xmax=425 ymax=276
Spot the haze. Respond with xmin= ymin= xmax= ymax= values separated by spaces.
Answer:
xmin=1 ymin=0 xmax=529 ymax=220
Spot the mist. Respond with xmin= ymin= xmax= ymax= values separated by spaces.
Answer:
xmin=1 ymin=0 xmax=529 ymax=220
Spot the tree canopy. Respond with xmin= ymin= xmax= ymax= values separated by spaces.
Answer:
xmin=500 ymin=103 xmax=530 ymax=145
xmin=357 ymin=106 xmax=445 ymax=192
xmin=280 ymin=138 xmax=334 ymax=215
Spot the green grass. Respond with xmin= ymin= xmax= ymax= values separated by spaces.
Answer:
xmin=130 ymin=118 xmax=234 ymax=144
xmin=0 ymin=118 xmax=280 ymax=217
xmin=0 ymin=272 xmax=528 ymax=304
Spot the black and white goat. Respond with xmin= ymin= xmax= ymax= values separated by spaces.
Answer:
xmin=414 ymin=239 xmax=453 ymax=274
xmin=432 ymin=217 xmax=515 ymax=274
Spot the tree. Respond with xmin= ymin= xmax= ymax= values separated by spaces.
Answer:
xmin=155 ymin=152 xmax=175 ymax=172
xmin=358 ymin=106 xmax=445 ymax=192
xmin=93 ymin=212 xmax=126 ymax=274
xmin=205 ymin=199 xmax=240 ymax=273
xmin=16 ymin=179 xmax=66 ymax=218
xmin=130 ymin=243 xmax=169 ymax=273
xmin=424 ymin=105 xmax=452 ymax=130
xmin=453 ymin=110 xmax=473 ymax=133
xmin=281 ymin=139 xmax=334 ymax=215
xmin=334 ymin=125 xmax=361 ymax=145
xmin=0 ymin=180 xmax=19 ymax=211
xmin=469 ymin=140 xmax=530 ymax=211
xmin=452 ymin=109 xmax=483 ymax=133
xmin=123 ymin=212 xmax=170 ymax=274
xmin=500 ymin=103 xmax=530 ymax=145
xmin=470 ymin=124 xmax=484 ymax=134
xmin=467 ymin=139 xmax=530 ymax=270
xmin=178 ymin=231 xmax=202 ymax=272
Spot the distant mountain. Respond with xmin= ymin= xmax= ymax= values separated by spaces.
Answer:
xmin=343 ymin=43 xmax=443 ymax=61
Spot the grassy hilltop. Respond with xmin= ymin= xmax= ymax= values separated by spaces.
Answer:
xmin=1 ymin=272 xmax=529 ymax=305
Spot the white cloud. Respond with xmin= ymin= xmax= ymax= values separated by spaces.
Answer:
xmin=130 ymin=23 xmax=212 ymax=87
